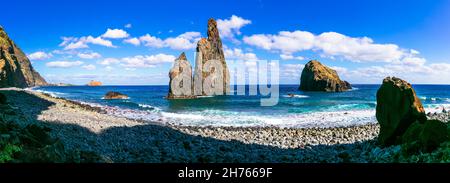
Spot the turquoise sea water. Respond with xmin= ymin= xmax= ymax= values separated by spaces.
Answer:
xmin=32 ymin=85 xmax=450 ymax=128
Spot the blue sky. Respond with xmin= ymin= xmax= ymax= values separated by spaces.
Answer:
xmin=2 ymin=0 xmax=450 ymax=85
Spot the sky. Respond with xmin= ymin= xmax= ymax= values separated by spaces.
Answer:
xmin=1 ymin=0 xmax=450 ymax=85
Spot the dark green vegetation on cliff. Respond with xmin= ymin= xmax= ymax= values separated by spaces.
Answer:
xmin=0 ymin=26 xmax=47 ymax=88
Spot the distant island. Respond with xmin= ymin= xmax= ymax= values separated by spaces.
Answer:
xmin=87 ymin=80 xmax=102 ymax=86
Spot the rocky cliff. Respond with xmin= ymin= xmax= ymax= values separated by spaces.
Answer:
xmin=193 ymin=18 xmax=230 ymax=96
xmin=299 ymin=60 xmax=351 ymax=92
xmin=0 ymin=26 xmax=47 ymax=88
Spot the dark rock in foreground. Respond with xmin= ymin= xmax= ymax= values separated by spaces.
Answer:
xmin=376 ymin=76 xmax=427 ymax=146
xmin=103 ymin=91 xmax=129 ymax=99
xmin=299 ymin=60 xmax=351 ymax=92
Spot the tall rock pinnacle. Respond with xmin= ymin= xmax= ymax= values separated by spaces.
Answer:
xmin=193 ymin=18 xmax=230 ymax=95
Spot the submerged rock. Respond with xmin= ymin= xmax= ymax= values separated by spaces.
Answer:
xmin=299 ymin=60 xmax=351 ymax=92
xmin=167 ymin=53 xmax=195 ymax=99
xmin=376 ymin=77 xmax=427 ymax=146
xmin=103 ymin=91 xmax=129 ymax=99
xmin=0 ymin=26 xmax=47 ymax=88
xmin=193 ymin=18 xmax=230 ymax=96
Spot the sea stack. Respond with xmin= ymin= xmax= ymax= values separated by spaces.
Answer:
xmin=299 ymin=60 xmax=351 ymax=92
xmin=167 ymin=52 xmax=195 ymax=99
xmin=0 ymin=26 xmax=47 ymax=88
xmin=193 ymin=18 xmax=230 ymax=96
xmin=376 ymin=77 xmax=427 ymax=146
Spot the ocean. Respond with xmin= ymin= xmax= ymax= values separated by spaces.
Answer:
xmin=32 ymin=85 xmax=450 ymax=128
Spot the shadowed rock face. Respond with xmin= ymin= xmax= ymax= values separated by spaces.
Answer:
xmin=193 ymin=18 xmax=230 ymax=96
xmin=376 ymin=77 xmax=427 ymax=146
xmin=0 ymin=26 xmax=47 ymax=88
xmin=299 ymin=60 xmax=351 ymax=92
xmin=167 ymin=53 xmax=195 ymax=99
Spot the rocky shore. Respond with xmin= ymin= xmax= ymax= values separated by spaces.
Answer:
xmin=1 ymin=89 xmax=449 ymax=162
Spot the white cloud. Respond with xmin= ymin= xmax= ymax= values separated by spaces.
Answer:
xmin=124 ymin=24 xmax=132 ymax=28
xmin=105 ymin=66 xmax=114 ymax=71
xmin=61 ymin=35 xmax=116 ymax=50
xmin=101 ymin=28 xmax=129 ymax=39
xmin=138 ymin=32 xmax=201 ymax=50
xmin=28 ymin=51 xmax=53 ymax=60
xmin=77 ymin=52 xmax=102 ymax=59
xmin=123 ymin=37 xmax=141 ymax=46
xmin=46 ymin=61 xmax=84 ymax=68
xmin=244 ymin=30 xmax=411 ymax=63
xmin=120 ymin=54 xmax=176 ymax=68
xmin=280 ymin=54 xmax=304 ymax=60
xmin=99 ymin=58 xmax=120 ymax=65
xmin=244 ymin=31 xmax=315 ymax=54
xmin=281 ymin=64 xmax=304 ymax=78
xmin=82 ymin=64 xmax=96 ymax=70
xmin=224 ymin=48 xmax=258 ymax=61
xmin=139 ymin=34 xmax=165 ymax=48
xmin=217 ymin=15 xmax=251 ymax=41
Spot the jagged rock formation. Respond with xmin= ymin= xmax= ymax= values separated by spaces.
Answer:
xmin=87 ymin=80 xmax=102 ymax=86
xmin=0 ymin=26 xmax=47 ymax=88
xmin=103 ymin=91 xmax=129 ymax=99
xmin=376 ymin=77 xmax=427 ymax=146
xmin=299 ymin=60 xmax=351 ymax=92
xmin=167 ymin=53 xmax=195 ymax=99
xmin=193 ymin=18 xmax=230 ymax=96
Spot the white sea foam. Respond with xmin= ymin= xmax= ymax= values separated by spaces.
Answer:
xmin=282 ymin=94 xmax=309 ymax=98
xmin=32 ymin=89 xmax=64 ymax=98
xmin=424 ymin=104 xmax=450 ymax=113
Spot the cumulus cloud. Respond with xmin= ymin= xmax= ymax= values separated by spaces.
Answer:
xmin=217 ymin=15 xmax=251 ymax=41
xmin=77 ymin=52 xmax=102 ymax=59
xmin=27 ymin=51 xmax=53 ymax=60
xmin=99 ymin=58 xmax=120 ymax=65
xmin=61 ymin=36 xmax=115 ymax=50
xmin=124 ymin=24 xmax=132 ymax=28
xmin=82 ymin=64 xmax=96 ymax=70
xmin=123 ymin=37 xmax=141 ymax=46
xmin=224 ymin=48 xmax=258 ymax=61
xmin=244 ymin=30 xmax=411 ymax=63
xmin=280 ymin=54 xmax=304 ymax=60
xmin=120 ymin=54 xmax=176 ymax=68
xmin=281 ymin=64 xmax=304 ymax=78
xmin=133 ymin=32 xmax=201 ymax=50
xmin=101 ymin=28 xmax=129 ymax=39
xmin=46 ymin=61 xmax=84 ymax=68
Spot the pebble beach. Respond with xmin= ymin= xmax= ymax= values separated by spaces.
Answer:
xmin=2 ymin=89 xmax=449 ymax=163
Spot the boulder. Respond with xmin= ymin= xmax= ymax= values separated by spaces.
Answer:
xmin=0 ymin=26 xmax=47 ymax=88
xmin=376 ymin=76 xmax=427 ymax=146
xmin=193 ymin=18 xmax=230 ymax=96
xmin=103 ymin=91 xmax=129 ymax=99
xmin=167 ymin=53 xmax=195 ymax=99
xmin=299 ymin=60 xmax=351 ymax=92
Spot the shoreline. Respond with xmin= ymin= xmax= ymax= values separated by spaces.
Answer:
xmin=1 ymin=88 xmax=448 ymax=162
